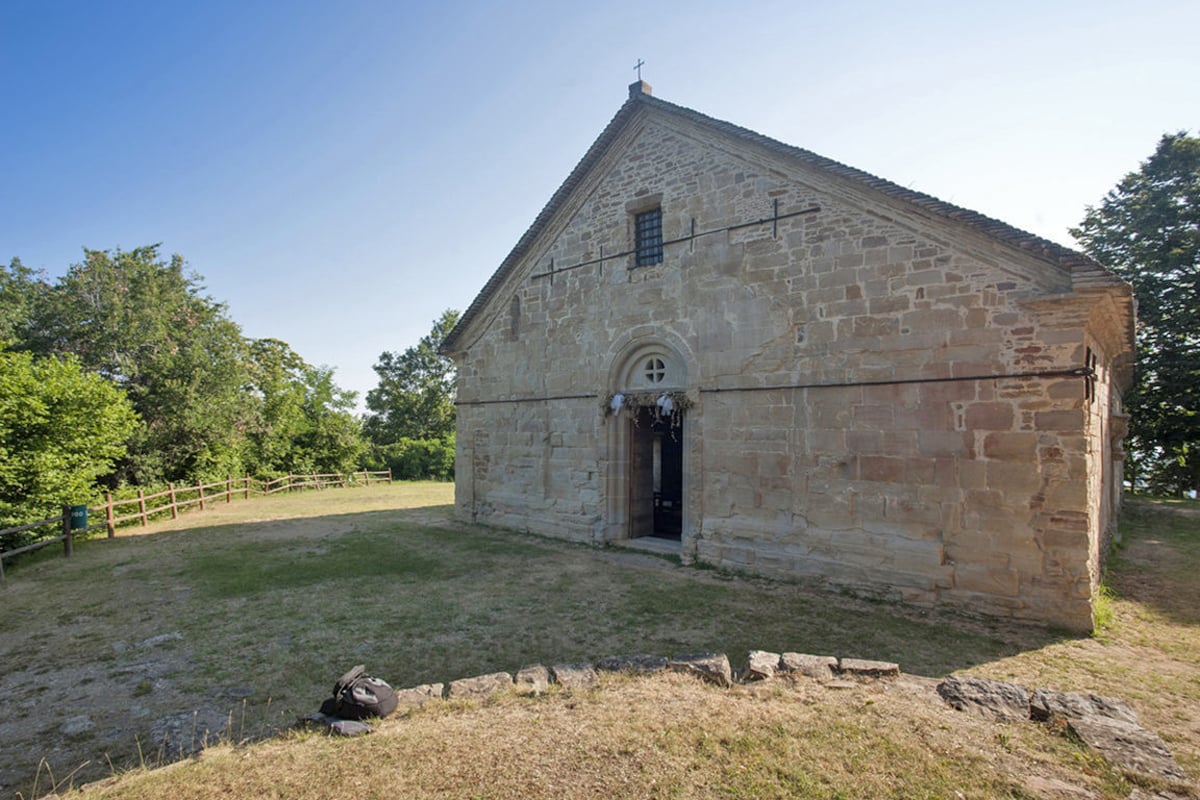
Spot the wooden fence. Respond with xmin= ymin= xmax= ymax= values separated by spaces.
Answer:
xmin=0 ymin=470 xmax=391 ymax=580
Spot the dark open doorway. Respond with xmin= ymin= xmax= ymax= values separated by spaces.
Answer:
xmin=629 ymin=407 xmax=683 ymax=540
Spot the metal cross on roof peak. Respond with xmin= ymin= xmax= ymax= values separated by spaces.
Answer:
xmin=634 ymin=59 xmax=645 ymax=80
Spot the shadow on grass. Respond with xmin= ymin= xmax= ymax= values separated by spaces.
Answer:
xmin=10 ymin=500 xmax=1070 ymax=681
xmin=1107 ymin=499 xmax=1200 ymax=627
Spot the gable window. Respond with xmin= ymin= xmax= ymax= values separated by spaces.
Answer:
xmin=634 ymin=207 xmax=663 ymax=267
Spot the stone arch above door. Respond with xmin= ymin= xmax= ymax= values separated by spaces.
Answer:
xmin=608 ymin=333 xmax=693 ymax=394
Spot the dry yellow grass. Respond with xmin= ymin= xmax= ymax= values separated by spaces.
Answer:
xmin=77 ymin=673 xmax=1132 ymax=800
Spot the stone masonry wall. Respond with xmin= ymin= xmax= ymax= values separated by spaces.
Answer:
xmin=452 ymin=109 xmax=1106 ymax=630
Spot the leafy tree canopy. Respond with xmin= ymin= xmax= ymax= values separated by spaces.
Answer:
xmin=23 ymin=245 xmax=253 ymax=484
xmin=0 ymin=349 xmax=138 ymax=529
xmin=0 ymin=258 xmax=48 ymax=344
xmin=245 ymin=338 xmax=364 ymax=475
xmin=1072 ymin=132 xmax=1200 ymax=495
xmin=4 ymin=245 xmax=367 ymax=494
xmin=365 ymin=309 xmax=460 ymax=444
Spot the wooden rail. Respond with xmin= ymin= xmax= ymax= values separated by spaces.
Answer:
xmin=0 ymin=470 xmax=392 ymax=579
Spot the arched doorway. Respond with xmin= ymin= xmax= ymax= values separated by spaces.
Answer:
xmin=604 ymin=338 xmax=692 ymax=543
xmin=629 ymin=405 xmax=683 ymax=539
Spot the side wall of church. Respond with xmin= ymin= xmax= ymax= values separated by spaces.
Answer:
xmin=452 ymin=112 xmax=1106 ymax=630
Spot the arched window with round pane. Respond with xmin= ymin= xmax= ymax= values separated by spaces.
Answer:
xmin=644 ymin=357 xmax=666 ymax=384
xmin=616 ymin=344 xmax=685 ymax=392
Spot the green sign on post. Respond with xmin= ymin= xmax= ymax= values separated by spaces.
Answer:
xmin=69 ymin=505 xmax=88 ymax=530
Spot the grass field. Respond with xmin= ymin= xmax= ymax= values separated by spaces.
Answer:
xmin=1 ymin=484 xmax=1196 ymax=798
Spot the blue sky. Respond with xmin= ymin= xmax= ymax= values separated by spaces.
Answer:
xmin=2 ymin=0 xmax=1196 ymax=409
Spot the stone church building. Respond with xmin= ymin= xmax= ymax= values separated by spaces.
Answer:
xmin=441 ymin=82 xmax=1135 ymax=632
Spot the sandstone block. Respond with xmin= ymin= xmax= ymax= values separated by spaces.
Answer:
xmin=838 ymin=658 xmax=900 ymax=680
xmin=983 ymin=432 xmax=1037 ymax=461
xmin=1029 ymin=689 xmax=1138 ymax=725
xmin=965 ymin=402 xmax=1014 ymax=430
xmin=446 ymin=672 xmax=513 ymax=700
xmin=1066 ymin=716 xmax=1188 ymax=782
xmin=859 ymin=455 xmax=907 ymax=483
xmin=986 ymin=461 xmax=1043 ymax=493
xmin=1035 ymin=410 xmax=1084 ymax=431
xmin=395 ymin=683 xmax=444 ymax=708
xmin=917 ymin=430 xmax=971 ymax=457
xmin=514 ymin=665 xmax=550 ymax=695
xmin=954 ymin=564 xmax=1020 ymax=596
xmin=779 ymin=653 xmax=837 ymax=681
xmin=550 ymin=663 xmax=599 ymax=689
xmin=868 ymin=294 xmax=910 ymax=314
xmin=744 ymin=650 xmax=781 ymax=681
xmin=936 ymin=675 xmax=1030 ymax=721
xmin=668 ymin=653 xmax=733 ymax=688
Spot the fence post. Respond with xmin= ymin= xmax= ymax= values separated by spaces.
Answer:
xmin=169 ymin=483 xmax=178 ymax=519
xmin=106 ymin=493 xmax=115 ymax=537
xmin=137 ymin=489 xmax=148 ymax=526
xmin=225 ymin=476 xmax=232 ymax=503
xmin=244 ymin=474 xmax=251 ymax=500
xmin=198 ymin=482 xmax=206 ymax=511
xmin=62 ymin=506 xmax=73 ymax=558
xmin=387 ymin=468 xmax=393 ymax=484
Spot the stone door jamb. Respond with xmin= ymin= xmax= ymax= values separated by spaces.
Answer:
xmin=599 ymin=330 xmax=699 ymax=556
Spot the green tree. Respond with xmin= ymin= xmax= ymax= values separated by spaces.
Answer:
xmin=0 ymin=258 xmax=48 ymax=344
xmin=0 ymin=349 xmax=138 ymax=531
xmin=365 ymin=309 xmax=460 ymax=444
xmin=1072 ymin=132 xmax=1200 ymax=495
xmin=244 ymin=338 xmax=364 ymax=476
xmin=294 ymin=364 xmax=365 ymax=475
xmin=27 ymin=245 xmax=253 ymax=484
xmin=244 ymin=338 xmax=311 ymax=474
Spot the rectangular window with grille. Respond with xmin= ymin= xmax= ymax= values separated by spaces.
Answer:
xmin=634 ymin=207 xmax=663 ymax=267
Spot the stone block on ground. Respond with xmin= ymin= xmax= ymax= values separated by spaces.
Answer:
xmin=838 ymin=657 xmax=901 ymax=680
xmin=446 ymin=672 xmax=513 ymax=700
xmin=936 ymin=675 xmax=1030 ymax=721
xmin=395 ymin=683 xmax=444 ymax=709
xmin=1067 ymin=716 xmax=1188 ymax=783
xmin=595 ymin=654 xmax=668 ymax=674
xmin=744 ymin=650 xmax=781 ymax=681
xmin=551 ymin=663 xmax=599 ymax=689
xmin=668 ymin=653 xmax=733 ymax=688
xmin=1030 ymin=689 xmax=1186 ymax=783
xmin=1029 ymin=689 xmax=1139 ymax=725
xmin=515 ymin=665 xmax=550 ymax=695
xmin=779 ymin=653 xmax=838 ymax=681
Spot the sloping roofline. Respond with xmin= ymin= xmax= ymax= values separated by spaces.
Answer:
xmin=441 ymin=83 xmax=1129 ymax=354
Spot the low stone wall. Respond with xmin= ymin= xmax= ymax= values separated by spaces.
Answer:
xmin=363 ymin=650 xmax=1186 ymax=789
xmin=388 ymin=650 xmax=901 ymax=711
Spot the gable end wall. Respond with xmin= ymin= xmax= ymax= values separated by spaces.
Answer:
xmin=452 ymin=115 xmax=1113 ymax=631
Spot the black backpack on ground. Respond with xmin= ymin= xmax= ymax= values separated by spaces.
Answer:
xmin=319 ymin=665 xmax=399 ymax=720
